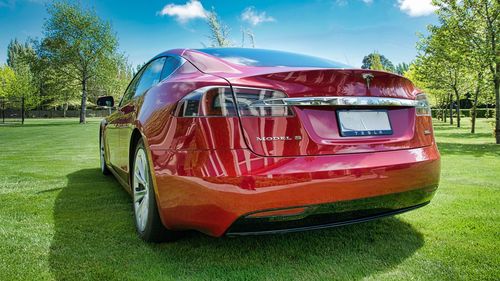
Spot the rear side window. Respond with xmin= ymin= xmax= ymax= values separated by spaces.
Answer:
xmin=134 ymin=57 xmax=166 ymax=97
xmin=161 ymin=57 xmax=183 ymax=80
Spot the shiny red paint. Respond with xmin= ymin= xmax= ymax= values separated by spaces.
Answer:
xmin=101 ymin=48 xmax=440 ymax=237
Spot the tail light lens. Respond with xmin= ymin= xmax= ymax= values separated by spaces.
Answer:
xmin=174 ymin=86 xmax=293 ymax=117
xmin=233 ymin=87 xmax=293 ymax=117
xmin=174 ymin=87 xmax=237 ymax=117
xmin=416 ymin=94 xmax=431 ymax=116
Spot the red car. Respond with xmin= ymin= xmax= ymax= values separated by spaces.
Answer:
xmin=97 ymin=48 xmax=440 ymax=242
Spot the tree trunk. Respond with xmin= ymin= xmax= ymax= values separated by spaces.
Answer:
xmin=495 ymin=74 xmax=500 ymax=144
xmin=449 ymin=93 xmax=454 ymax=125
xmin=80 ymin=79 xmax=87 ymax=124
xmin=443 ymin=102 xmax=447 ymax=122
xmin=454 ymin=89 xmax=461 ymax=128
xmin=471 ymin=72 xmax=482 ymax=134
xmin=21 ymin=96 xmax=24 ymax=125
xmin=63 ymin=102 xmax=68 ymax=118
xmin=442 ymin=99 xmax=447 ymax=123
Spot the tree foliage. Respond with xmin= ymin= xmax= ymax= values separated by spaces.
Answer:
xmin=5 ymin=39 xmax=38 ymax=108
xmin=0 ymin=65 xmax=17 ymax=98
xmin=7 ymin=39 xmax=36 ymax=72
xmin=415 ymin=23 xmax=471 ymax=127
xmin=395 ymin=62 xmax=410 ymax=76
xmin=370 ymin=53 xmax=385 ymax=71
xmin=206 ymin=8 xmax=233 ymax=47
xmin=362 ymin=52 xmax=395 ymax=72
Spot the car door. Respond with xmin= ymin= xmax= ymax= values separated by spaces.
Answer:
xmin=106 ymin=67 xmax=143 ymax=177
xmin=115 ymin=57 xmax=168 ymax=184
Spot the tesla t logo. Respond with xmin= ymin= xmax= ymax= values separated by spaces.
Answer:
xmin=256 ymin=136 xmax=302 ymax=141
xmin=362 ymin=73 xmax=374 ymax=88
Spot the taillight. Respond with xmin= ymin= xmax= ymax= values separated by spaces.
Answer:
xmin=233 ymin=87 xmax=293 ymax=117
xmin=416 ymin=94 xmax=431 ymax=116
xmin=174 ymin=86 xmax=293 ymax=117
xmin=174 ymin=86 xmax=237 ymax=117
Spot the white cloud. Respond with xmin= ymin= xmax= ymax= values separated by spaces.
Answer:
xmin=241 ymin=7 xmax=275 ymax=26
xmin=397 ymin=0 xmax=437 ymax=17
xmin=158 ymin=0 xmax=207 ymax=24
xmin=362 ymin=0 xmax=373 ymax=4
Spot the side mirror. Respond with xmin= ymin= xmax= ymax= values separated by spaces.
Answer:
xmin=97 ymin=96 xmax=114 ymax=107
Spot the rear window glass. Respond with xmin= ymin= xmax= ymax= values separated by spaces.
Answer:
xmin=195 ymin=48 xmax=349 ymax=68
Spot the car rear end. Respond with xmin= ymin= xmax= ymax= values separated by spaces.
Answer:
xmin=150 ymin=49 xmax=440 ymax=237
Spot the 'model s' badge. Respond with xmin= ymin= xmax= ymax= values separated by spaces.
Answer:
xmin=256 ymin=136 xmax=302 ymax=141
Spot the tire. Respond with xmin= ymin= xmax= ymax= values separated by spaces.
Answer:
xmin=132 ymin=139 xmax=178 ymax=242
xmin=100 ymin=133 xmax=111 ymax=175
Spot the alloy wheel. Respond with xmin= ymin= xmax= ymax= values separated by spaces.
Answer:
xmin=133 ymin=148 xmax=150 ymax=233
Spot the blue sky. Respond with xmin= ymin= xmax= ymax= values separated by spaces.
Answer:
xmin=0 ymin=0 xmax=438 ymax=67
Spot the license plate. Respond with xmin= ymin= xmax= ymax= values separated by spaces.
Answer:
xmin=337 ymin=110 xmax=392 ymax=137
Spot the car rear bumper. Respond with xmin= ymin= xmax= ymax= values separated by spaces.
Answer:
xmin=151 ymin=144 xmax=440 ymax=237
xmin=226 ymin=187 xmax=435 ymax=236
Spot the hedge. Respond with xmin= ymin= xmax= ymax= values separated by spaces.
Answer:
xmin=432 ymin=108 xmax=496 ymax=118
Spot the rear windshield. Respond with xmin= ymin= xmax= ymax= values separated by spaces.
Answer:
xmin=195 ymin=48 xmax=349 ymax=68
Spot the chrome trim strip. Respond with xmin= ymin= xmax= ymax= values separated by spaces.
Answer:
xmin=250 ymin=97 xmax=418 ymax=107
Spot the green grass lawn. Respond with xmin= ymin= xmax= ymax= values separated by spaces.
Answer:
xmin=0 ymin=118 xmax=498 ymax=281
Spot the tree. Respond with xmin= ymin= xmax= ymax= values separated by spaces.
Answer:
xmin=206 ymin=8 xmax=232 ymax=47
xmin=87 ymin=53 xmax=133 ymax=102
xmin=0 ymin=65 xmax=16 ymax=98
xmin=413 ymin=19 xmax=474 ymax=128
xmin=6 ymin=39 xmax=38 ymax=109
xmin=41 ymin=1 xmax=119 ymax=123
xmin=395 ymin=62 xmax=410 ymax=76
xmin=404 ymin=62 xmax=447 ymax=120
xmin=7 ymin=39 xmax=36 ymax=72
xmin=362 ymin=52 xmax=395 ymax=72
xmin=408 ymin=55 xmax=457 ymax=124
xmin=370 ymin=53 xmax=385 ymax=71
xmin=40 ymin=62 xmax=80 ymax=115
xmin=433 ymin=0 xmax=500 ymax=143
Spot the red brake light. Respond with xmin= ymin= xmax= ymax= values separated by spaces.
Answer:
xmin=233 ymin=87 xmax=293 ymax=117
xmin=174 ymin=87 xmax=237 ymax=117
xmin=175 ymin=86 xmax=293 ymax=117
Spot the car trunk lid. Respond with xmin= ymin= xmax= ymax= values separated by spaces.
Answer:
xmin=226 ymin=69 xmax=434 ymax=157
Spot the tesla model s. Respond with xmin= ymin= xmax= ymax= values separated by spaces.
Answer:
xmin=97 ymin=48 xmax=440 ymax=242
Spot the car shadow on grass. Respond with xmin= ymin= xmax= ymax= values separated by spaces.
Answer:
xmin=50 ymin=168 xmax=425 ymax=281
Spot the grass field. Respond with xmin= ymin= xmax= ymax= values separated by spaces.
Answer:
xmin=0 ymin=118 xmax=498 ymax=281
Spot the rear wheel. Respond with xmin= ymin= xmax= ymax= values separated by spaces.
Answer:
xmin=100 ymin=133 xmax=111 ymax=175
xmin=132 ymin=139 xmax=177 ymax=242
